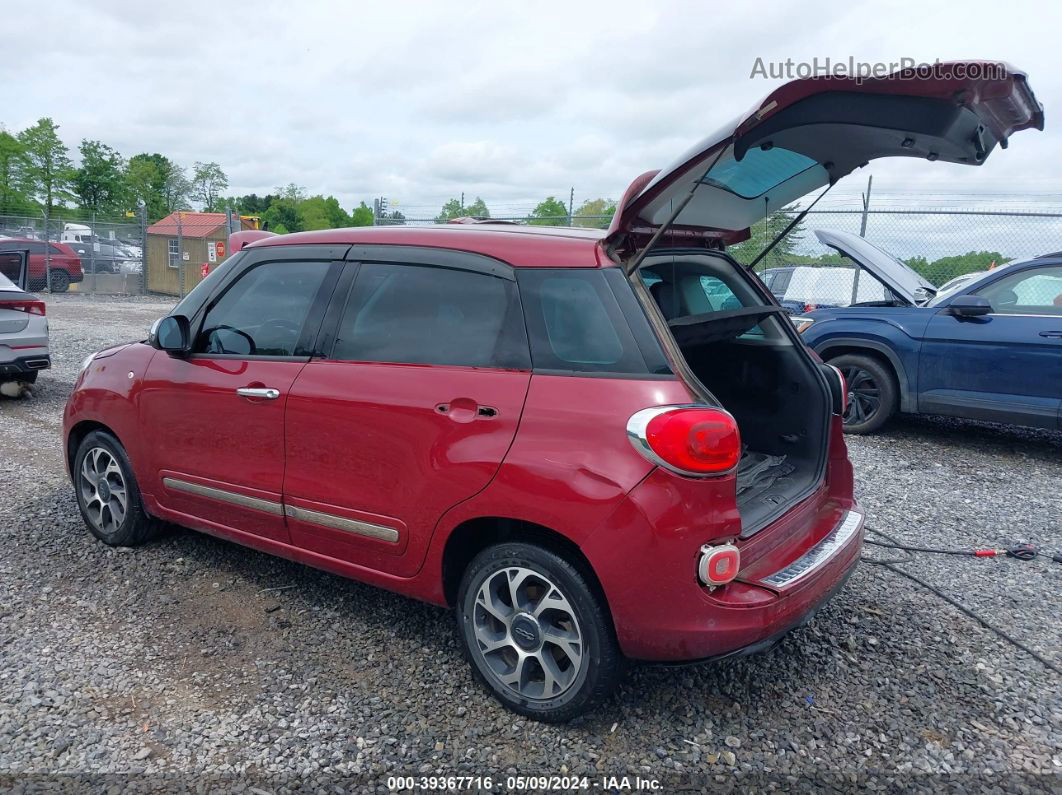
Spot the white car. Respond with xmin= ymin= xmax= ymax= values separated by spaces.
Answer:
xmin=0 ymin=251 xmax=49 ymax=387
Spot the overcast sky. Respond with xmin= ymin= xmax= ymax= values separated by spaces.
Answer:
xmin=2 ymin=0 xmax=1061 ymax=255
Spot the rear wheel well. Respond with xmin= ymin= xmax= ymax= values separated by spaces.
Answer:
xmin=441 ymin=518 xmax=609 ymax=612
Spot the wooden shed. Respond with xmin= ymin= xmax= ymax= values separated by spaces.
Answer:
xmin=145 ymin=212 xmax=256 ymax=296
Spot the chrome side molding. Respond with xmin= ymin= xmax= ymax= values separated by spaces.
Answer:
xmin=162 ymin=477 xmax=284 ymax=515
xmin=760 ymin=510 xmax=863 ymax=588
xmin=284 ymin=504 xmax=400 ymax=543
xmin=161 ymin=477 xmax=400 ymax=543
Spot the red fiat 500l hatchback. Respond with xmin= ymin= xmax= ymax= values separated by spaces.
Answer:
xmin=65 ymin=63 xmax=1042 ymax=721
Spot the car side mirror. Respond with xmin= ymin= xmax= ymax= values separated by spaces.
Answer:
xmin=154 ymin=315 xmax=191 ymax=354
xmin=947 ymin=295 xmax=992 ymax=318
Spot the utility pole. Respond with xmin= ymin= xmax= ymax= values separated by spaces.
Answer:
xmin=859 ymin=175 xmax=873 ymax=237
xmin=460 ymin=192 xmax=465 ymax=213
xmin=568 ymin=187 xmax=574 ymax=226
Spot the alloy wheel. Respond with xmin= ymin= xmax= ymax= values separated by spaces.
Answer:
xmin=79 ymin=447 xmax=128 ymax=535
xmin=471 ymin=566 xmax=585 ymax=701
xmin=841 ymin=365 xmax=880 ymax=426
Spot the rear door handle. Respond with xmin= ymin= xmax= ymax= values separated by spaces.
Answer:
xmin=1039 ymin=331 xmax=1062 ymax=339
xmin=236 ymin=387 xmax=280 ymax=399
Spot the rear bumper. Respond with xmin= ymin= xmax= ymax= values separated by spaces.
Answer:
xmin=584 ymin=459 xmax=863 ymax=662
xmin=0 ymin=353 xmax=51 ymax=380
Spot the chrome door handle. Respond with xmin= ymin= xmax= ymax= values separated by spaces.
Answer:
xmin=1039 ymin=331 xmax=1062 ymax=339
xmin=236 ymin=387 xmax=280 ymax=399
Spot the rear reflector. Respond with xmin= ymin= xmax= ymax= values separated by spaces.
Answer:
xmin=698 ymin=543 xmax=740 ymax=586
xmin=0 ymin=299 xmax=45 ymax=316
xmin=627 ymin=405 xmax=740 ymax=476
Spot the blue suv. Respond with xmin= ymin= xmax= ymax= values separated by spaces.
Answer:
xmin=795 ymin=230 xmax=1062 ymax=434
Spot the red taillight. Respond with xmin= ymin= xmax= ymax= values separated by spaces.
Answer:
xmin=698 ymin=543 xmax=740 ymax=586
xmin=628 ymin=406 xmax=740 ymax=476
xmin=1 ymin=299 xmax=45 ymax=316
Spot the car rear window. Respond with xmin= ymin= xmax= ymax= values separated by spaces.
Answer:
xmin=516 ymin=268 xmax=671 ymax=376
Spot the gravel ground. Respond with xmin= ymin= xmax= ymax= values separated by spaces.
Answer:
xmin=1 ymin=295 xmax=1059 ymax=791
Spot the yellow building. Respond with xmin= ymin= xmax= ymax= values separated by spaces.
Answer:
xmin=145 ymin=212 xmax=257 ymax=296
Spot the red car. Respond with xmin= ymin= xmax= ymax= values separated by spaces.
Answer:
xmin=64 ymin=63 xmax=1041 ymax=721
xmin=0 ymin=238 xmax=83 ymax=292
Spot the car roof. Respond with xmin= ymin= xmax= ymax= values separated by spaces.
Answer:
xmin=248 ymin=224 xmax=611 ymax=268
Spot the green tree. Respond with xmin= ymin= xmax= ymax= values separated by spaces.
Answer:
xmin=126 ymin=153 xmax=190 ymax=220
xmin=261 ymin=191 xmax=301 ymax=234
xmin=0 ymin=130 xmax=33 ymax=214
xmin=527 ymin=196 xmax=569 ymax=226
xmin=351 ymin=201 xmax=374 ymax=226
xmin=727 ymin=203 xmax=806 ymax=270
xmin=919 ymin=251 xmax=1009 ymax=286
xmin=434 ymin=197 xmax=464 ymax=223
xmin=73 ymin=140 xmax=125 ymax=214
xmin=298 ymin=195 xmax=352 ymax=230
xmin=190 ymin=161 xmax=228 ymax=212
xmin=464 ymin=197 xmax=490 ymax=218
xmin=17 ymin=118 xmax=74 ymax=214
xmin=572 ymin=197 xmax=616 ymax=229
xmin=228 ymin=193 xmax=278 ymax=215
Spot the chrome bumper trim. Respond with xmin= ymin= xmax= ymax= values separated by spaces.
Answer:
xmin=760 ymin=510 xmax=863 ymax=589
xmin=284 ymin=504 xmax=400 ymax=543
xmin=162 ymin=477 xmax=283 ymax=516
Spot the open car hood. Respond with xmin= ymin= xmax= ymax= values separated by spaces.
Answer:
xmin=813 ymin=229 xmax=937 ymax=305
xmin=606 ymin=62 xmax=1043 ymax=258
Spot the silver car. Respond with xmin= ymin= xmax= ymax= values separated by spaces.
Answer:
xmin=0 ymin=250 xmax=50 ymax=386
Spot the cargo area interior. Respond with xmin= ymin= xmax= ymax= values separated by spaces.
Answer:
xmin=640 ymin=252 xmax=829 ymax=535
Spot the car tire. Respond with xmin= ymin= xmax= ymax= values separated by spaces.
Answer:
xmin=73 ymin=430 xmax=160 ymax=546
xmin=49 ymin=269 xmax=70 ymax=293
xmin=456 ymin=542 xmax=623 ymax=723
xmin=829 ymin=353 xmax=898 ymax=435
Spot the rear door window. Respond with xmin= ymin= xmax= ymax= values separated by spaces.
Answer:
xmin=332 ymin=263 xmax=529 ymax=369
xmin=517 ymin=268 xmax=671 ymax=375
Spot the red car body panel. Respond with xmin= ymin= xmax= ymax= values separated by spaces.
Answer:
xmin=283 ymin=361 xmax=533 ymax=577
xmin=582 ymin=416 xmax=858 ymax=660
xmin=138 ymin=353 xmax=305 ymax=544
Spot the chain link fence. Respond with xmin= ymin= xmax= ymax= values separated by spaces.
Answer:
xmin=0 ymin=212 xmax=146 ymax=295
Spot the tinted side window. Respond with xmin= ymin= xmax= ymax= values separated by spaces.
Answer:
xmin=196 ymin=260 xmax=330 ymax=356
xmin=332 ymin=263 xmax=529 ymax=368
xmin=518 ymin=268 xmax=671 ymax=375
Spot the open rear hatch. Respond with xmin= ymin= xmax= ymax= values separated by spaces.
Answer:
xmin=608 ymin=62 xmax=1043 ymax=534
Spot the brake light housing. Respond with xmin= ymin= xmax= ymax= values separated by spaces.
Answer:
xmin=627 ymin=405 xmax=741 ymax=476
xmin=0 ymin=299 xmax=45 ymax=316
xmin=698 ymin=543 xmax=740 ymax=587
